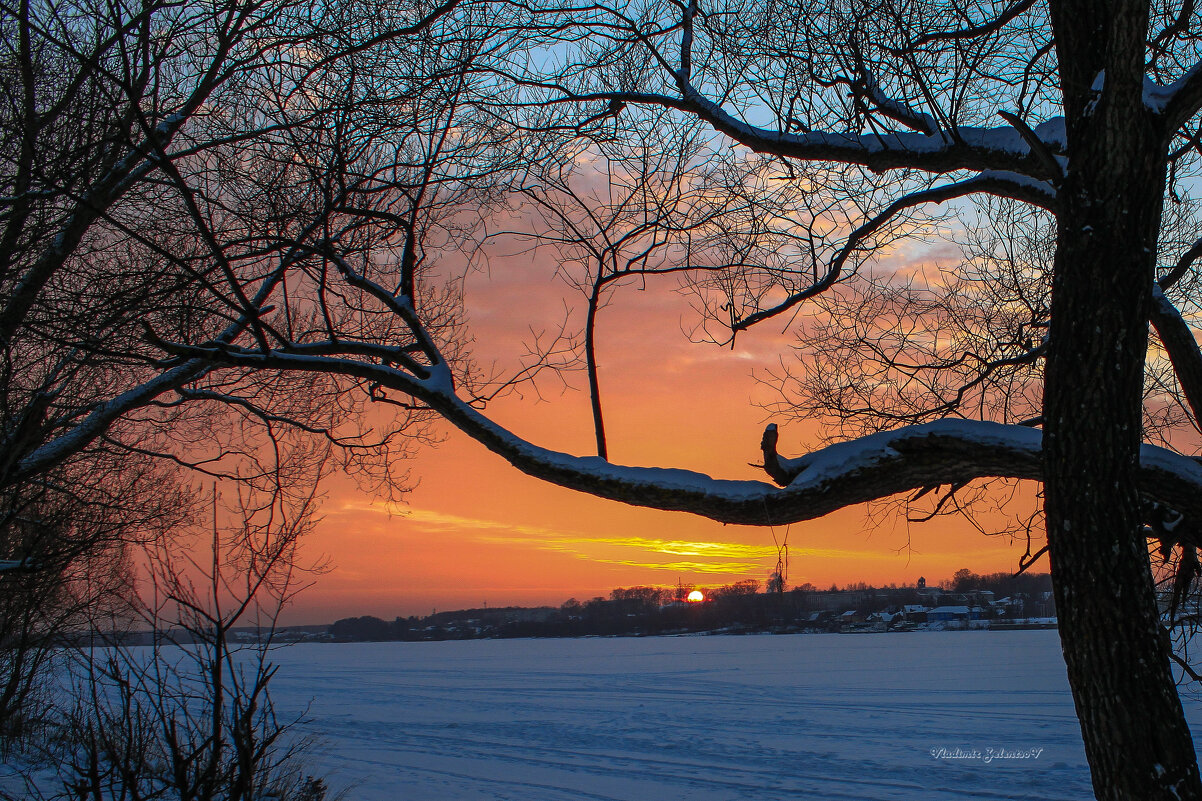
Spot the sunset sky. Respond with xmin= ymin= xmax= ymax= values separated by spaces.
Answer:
xmin=288 ymin=235 xmax=1043 ymax=624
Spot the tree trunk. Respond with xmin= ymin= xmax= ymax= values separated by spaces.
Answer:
xmin=1044 ymin=2 xmax=1202 ymax=797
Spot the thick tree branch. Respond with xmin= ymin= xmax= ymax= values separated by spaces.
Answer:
xmin=1151 ymin=286 xmax=1202 ymax=425
xmin=676 ymin=82 xmax=1066 ymax=179
xmin=1149 ymin=61 xmax=1202 ymax=132
xmin=10 ymin=360 xmax=211 ymax=484
xmin=359 ymin=387 xmax=1202 ymax=527
xmin=1160 ymin=235 xmax=1202 ymax=290
xmin=558 ymin=88 xmax=1066 ymax=179
xmin=157 ymin=341 xmax=1202 ymax=527
xmin=998 ymin=110 xmax=1066 ymax=184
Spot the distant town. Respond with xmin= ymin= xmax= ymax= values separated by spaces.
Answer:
xmin=265 ymin=569 xmax=1061 ymax=644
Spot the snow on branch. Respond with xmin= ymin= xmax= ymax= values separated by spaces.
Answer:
xmin=8 ymin=231 xmax=318 ymax=489
xmin=861 ymin=72 xmax=941 ymax=137
xmin=148 ymin=336 xmax=1202 ymax=528
xmin=756 ymin=420 xmax=1202 ymax=525
xmin=11 ymin=360 xmax=211 ymax=485
xmin=1147 ymin=62 xmax=1202 ymax=131
xmin=431 ymin=405 xmax=1202 ymax=528
xmin=558 ymin=86 xmax=1065 ymax=179
xmin=670 ymin=82 xmax=1067 ymax=179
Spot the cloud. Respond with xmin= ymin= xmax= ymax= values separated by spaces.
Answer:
xmin=566 ymin=558 xmax=766 ymax=574
xmin=469 ymin=532 xmax=776 ymax=575
xmin=524 ymin=535 xmax=778 ymax=559
xmin=339 ymin=501 xmax=568 ymax=540
xmin=340 ymin=500 xmax=896 ymax=577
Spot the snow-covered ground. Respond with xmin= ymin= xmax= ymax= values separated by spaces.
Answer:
xmin=263 ymin=631 xmax=1193 ymax=801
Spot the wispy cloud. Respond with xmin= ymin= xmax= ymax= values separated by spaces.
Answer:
xmin=479 ymin=534 xmax=779 ymax=559
xmin=339 ymin=501 xmax=568 ymax=540
xmin=470 ymin=532 xmax=775 ymax=574
xmin=341 ymin=500 xmax=893 ymax=577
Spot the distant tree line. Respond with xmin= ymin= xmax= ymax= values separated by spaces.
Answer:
xmin=943 ymin=569 xmax=1057 ymax=597
xmin=328 ymin=573 xmax=1057 ymax=641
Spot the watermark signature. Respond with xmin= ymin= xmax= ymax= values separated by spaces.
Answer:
xmin=931 ymin=746 xmax=1045 ymax=763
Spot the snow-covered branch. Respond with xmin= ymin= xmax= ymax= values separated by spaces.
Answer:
xmin=355 ymin=383 xmax=1202 ymax=528
xmin=673 ymin=83 xmax=1067 ymax=179
xmin=1147 ymin=62 xmax=1202 ymax=131
xmin=171 ymin=338 xmax=1202 ymax=527
xmin=559 ymin=87 xmax=1065 ymax=179
xmin=861 ymin=72 xmax=941 ymax=137
xmin=9 ymin=360 xmax=211 ymax=486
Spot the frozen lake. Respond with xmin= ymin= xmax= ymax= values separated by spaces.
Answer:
xmin=265 ymin=631 xmax=1202 ymax=800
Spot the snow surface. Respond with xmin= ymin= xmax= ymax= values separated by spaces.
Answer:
xmin=258 ymin=631 xmax=1202 ymax=801
xmin=1144 ymin=65 xmax=1202 ymax=114
xmin=679 ymin=80 xmax=1067 ymax=160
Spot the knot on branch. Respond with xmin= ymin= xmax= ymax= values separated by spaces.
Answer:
xmin=760 ymin=424 xmax=794 ymax=486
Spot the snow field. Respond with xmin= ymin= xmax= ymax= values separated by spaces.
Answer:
xmin=264 ymin=631 xmax=1190 ymax=800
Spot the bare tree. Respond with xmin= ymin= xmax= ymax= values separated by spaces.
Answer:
xmin=8 ymin=0 xmax=1202 ymax=796
xmin=32 ymin=475 xmax=328 ymax=801
xmin=146 ymin=1 xmax=1202 ymax=798
xmin=0 ymin=449 xmax=193 ymax=750
xmin=510 ymin=114 xmax=738 ymax=458
xmin=0 ymin=0 xmax=476 ymax=537
xmin=507 ymin=108 xmax=924 ymax=458
xmin=0 ymin=0 xmax=505 ymax=783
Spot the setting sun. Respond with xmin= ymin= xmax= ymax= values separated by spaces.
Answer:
xmin=686 ymin=590 xmax=705 ymax=603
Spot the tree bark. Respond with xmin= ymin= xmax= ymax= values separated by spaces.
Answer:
xmin=1044 ymin=1 xmax=1202 ymax=796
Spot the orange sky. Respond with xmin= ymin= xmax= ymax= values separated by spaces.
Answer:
xmin=287 ymin=240 xmax=1045 ymax=624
